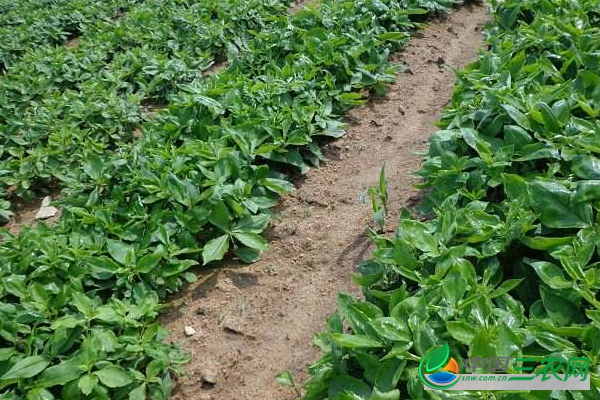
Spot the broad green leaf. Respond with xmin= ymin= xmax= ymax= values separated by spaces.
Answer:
xmin=401 ymin=219 xmax=437 ymax=253
xmin=83 ymin=154 xmax=103 ymax=180
xmin=107 ymin=240 xmax=134 ymax=265
xmin=36 ymin=360 xmax=83 ymax=387
xmin=137 ymin=253 xmax=162 ymax=273
xmin=202 ymin=234 xmax=230 ymax=265
xmin=330 ymin=334 xmax=383 ymax=349
xmin=129 ymin=384 xmax=147 ymax=400
xmin=520 ymin=235 xmax=573 ymax=250
xmin=71 ymin=292 xmax=94 ymax=316
xmin=530 ymin=181 xmax=592 ymax=228
xmin=232 ymin=232 xmax=268 ymax=251
xmin=78 ymin=374 xmax=98 ymax=395
xmin=375 ymin=358 xmax=405 ymax=392
xmin=528 ymin=260 xmax=573 ymax=289
xmin=540 ymin=286 xmax=584 ymax=325
xmin=208 ymin=202 xmax=231 ymax=232
xmin=328 ymin=374 xmax=371 ymax=399
xmin=572 ymin=154 xmax=600 ymax=179
xmin=446 ymin=321 xmax=477 ymax=344
xmin=573 ymin=181 xmax=600 ymax=203
xmin=94 ymin=365 xmax=133 ymax=388
xmin=233 ymin=247 xmax=261 ymax=263
xmin=537 ymin=102 xmax=560 ymax=134
xmin=369 ymin=388 xmax=400 ymax=400
xmin=25 ymin=387 xmax=54 ymax=400
xmin=502 ymin=105 xmax=530 ymax=129
xmin=2 ymin=356 xmax=50 ymax=380
xmin=370 ymin=318 xmax=410 ymax=342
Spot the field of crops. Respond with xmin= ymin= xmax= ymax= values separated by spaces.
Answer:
xmin=299 ymin=0 xmax=600 ymax=399
xmin=1 ymin=0 xmax=599 ymax=399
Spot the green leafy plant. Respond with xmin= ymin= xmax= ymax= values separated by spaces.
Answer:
xmin=298 ymin=0 xmax=600 ymax=399
xmin=0 ymin=0 xmax=292 ymax=218
xmin=0 ymin=0 xmax=466 ymax=398
xmin=362 ymin=164 xmax=389 ymax=230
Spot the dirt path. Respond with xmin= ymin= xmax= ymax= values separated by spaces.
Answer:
xmin=164 ymin=4 xmax=489 ymax=400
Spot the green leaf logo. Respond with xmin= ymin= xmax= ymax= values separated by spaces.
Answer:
xmin=425 ymin=343 xmax=450 ymax=373
xmin=418 ymin=343 xmax=460 ymax=390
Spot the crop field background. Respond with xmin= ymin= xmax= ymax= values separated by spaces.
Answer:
xmin=0 ymin=0 xmax=599 ymax=400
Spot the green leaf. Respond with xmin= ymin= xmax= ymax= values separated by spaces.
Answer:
xmin=137 ymin=252 xmax=162 ymax=273
xmin=490 ymin=278 xmax=523 ymax=298
xmin=330 ymin=334 xmax=383 ymax=348
xmin=572 ymin=154 xmax=600 ymax=179
xmin=71 ymin=292 xmax=94 ymax=316
xmin=528 ymin=260 xmax=573 ymax=289
xmin=530 ymin=180 xmax=592 ymax=228
xmin=233 ymin=247 xmax=261 ymax=263
xmin=25 ymin=387 xmax=54 ymax=400
xmin=401 ymin=219 xmax=437 ymax=253
xmin=107 ymin=240 xmax=135 ymax=265
xmin=129 ymin=384 xmax=147 ymax=400
xmin=520 ymin=235 xmax=573 ymax=250
xmin=573 ymin=180 xmax=600 ymax=203
xmin=78 ymin=374 xmax=98 ymax=396
xmin=1 ymin=356 xmax=50 ymax=380
xmin=167 ymin=173 xmax=188 ymax=205
xmin=262 ymin=178 xmax=294 ymax=194
xmin=233 ymin=214 xmax=270 ymax=234
xmin=83 ymin=154 xmax=103 ymax=180
xmin=208 ymin=202 xmax=231 ymax=232
xmin=329 ymin=374 xmax=371 ymax=399
xmin=36 ymin=360 xmax=82 ymax=387
xmin=540 ymin=286 xmax=584 ymax=325
xmin=202 ymin=234 xmax=230 ymax=265
xmin=442 ymin=265 xmax=467 ymax=306
xmin=375 ymin=358 xmax=405 ymax=392
xmin=370 ymin=318 xmax=410 ymax=342
xmin=94 ymin=365 xmax=133 ymax=388
xmin=446 ymin=321 xmax=477 ymax=344
xmin=88 ymin=256 xmax=120 ymax=280
xmin=232 ymin=232 xmax=268 ymax=250
xmin=537 ymin=102 xmax=560 ymax=134
xmin=502 ymin=105 xmax=530 ymax=129
xmin=275 ymin=371 xmax=295 ymax=387
xmin=369 ymin=388 xmax=400 ymax=400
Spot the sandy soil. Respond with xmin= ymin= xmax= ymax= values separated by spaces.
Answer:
xmin=164 ymin=4 xmax=489 ymax=400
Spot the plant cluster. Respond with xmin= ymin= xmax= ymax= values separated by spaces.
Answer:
xmin=299 ymin=1 xmax=600 ymax=399
xmin=0 ymin=0 xmax=291 ymax=221
xmin=0 ymin=0 xmax=462 ymax=399
xmin=0 ymin=0 xmax=141 ymax=69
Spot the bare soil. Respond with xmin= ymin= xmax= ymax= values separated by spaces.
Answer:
xmin=164 ymin=4 xmax=489 ymax=400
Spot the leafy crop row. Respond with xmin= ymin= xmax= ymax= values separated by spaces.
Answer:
xmin=0 ymin=0 xmax=141 ymax=69
xmin=0 ymin=0 xmax=291 ymax=221
xmin=299 ymin=0 xmax=600 ymax=399
xmin=0 ymin=0 xmax=462 ymax=398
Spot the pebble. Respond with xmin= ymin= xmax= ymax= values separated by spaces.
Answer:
xmin=34 ymin=196 xmax=59 ymax=220
xmin=201 ymin=368 xmax=218 ymax=384
xmin=184 ymin=326 xmax=197 ymax=336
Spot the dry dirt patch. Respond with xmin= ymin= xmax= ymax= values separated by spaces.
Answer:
xmin=164 ymin=4 xmax=489 ymax=400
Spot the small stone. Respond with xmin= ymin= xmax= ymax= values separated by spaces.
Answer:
xmin=201 ymin=368 xmax=218 ymax=385
xmin=35 ymin=196 xmax=59 ymax=220
xmin=184 ymin=326 xmax=197 ymax=336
